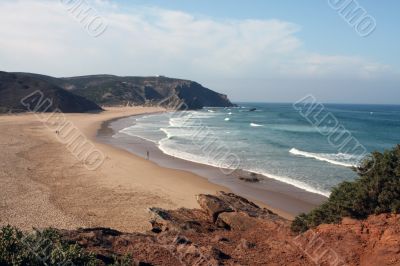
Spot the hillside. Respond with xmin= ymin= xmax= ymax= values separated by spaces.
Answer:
xmin=0 ymin=72 xmax=102 ymax=113
xmin=16 ymin=74 xmax=233 ymax=109
xmin=13 ymin=73 xmax=235 ymax=110
xmin=2 ymin=192 xmax=399 ymax=265
xmin=59 ymin=75 xmax=234 ymax=109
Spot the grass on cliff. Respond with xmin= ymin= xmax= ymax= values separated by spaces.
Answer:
xmin=0 ymin=225 xmax=136 ymax=265
xmin=291 ymin=145 xmax=400 ymax=233
xmin=0 ymin=226 xmax=97 ymax=266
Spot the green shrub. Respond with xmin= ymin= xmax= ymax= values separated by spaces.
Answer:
xmin=291 ymin=145 xmax=400 ymax=233
xmin=110 ymin=254 xmax=134 ymax=266
xmin=0 ymin=226 xmax=97 ymax=265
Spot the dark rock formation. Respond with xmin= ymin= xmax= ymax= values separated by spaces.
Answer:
xmin=196 ymin=194 xmax=233 ymax=222
xmin=56 ymin=192 xmax=400 ymax=266
xmin=235 ymin=171 xmax=262 ymax=183
xmin=216 ymin=212 xmax=256 ymax=231
xmin=17 ymin=73 xmax=235 ymax=110
xmin=0 ymin=71 xmax=102 ymax=113
xmin=215 ymin=191 xmax=277 ymax=219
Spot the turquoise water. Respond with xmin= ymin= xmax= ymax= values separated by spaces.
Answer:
xmin=119 ymin=103 xmax=400 ymax=196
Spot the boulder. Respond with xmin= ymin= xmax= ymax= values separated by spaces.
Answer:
xmin=149 ymin=207 xmax=218 ymax=233
xmin=196 ymin=194 xmax=233 ymax=222
xmin=235 ymin=171 xmax=262 ymax=183
xmin=216 ymin=191 xmax=276 ymax=218
xmin=216 ymin=212 xmax=256 ymax=231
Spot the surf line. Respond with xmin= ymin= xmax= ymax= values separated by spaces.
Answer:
xmin=293 ymin=95 xmax=370 ymax=169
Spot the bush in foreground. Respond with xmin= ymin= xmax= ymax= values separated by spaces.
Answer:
xmin=291 ymin=145 xmax=400 ymax=233
xmin=0 ymin=225 xmax=97 ymax=265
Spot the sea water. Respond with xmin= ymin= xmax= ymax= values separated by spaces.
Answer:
xmin=118 ymin=103 xmax=400 ymax=197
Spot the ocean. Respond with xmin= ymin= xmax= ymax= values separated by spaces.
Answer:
xmin=117 ymin=103 xmax=400 ymax=197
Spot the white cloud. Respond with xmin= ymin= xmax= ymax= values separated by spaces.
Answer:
xmin=0 ymin=0 xmax=394 ymax=80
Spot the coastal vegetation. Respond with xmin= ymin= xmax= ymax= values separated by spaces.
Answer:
xmin=0 ymin=226 xmax=137 ymax=266
xmin=0 ymin=226 xmax=97 ymax=265
xmin=291 ymin=145 xmax=400 ymax=233
xmin=0 ymin=71 xmax=234 ymax=113
xmin=1 ymin=192 xmax=399 ymax=264
xmin=0 ymin=71 xmax=102 ymax=113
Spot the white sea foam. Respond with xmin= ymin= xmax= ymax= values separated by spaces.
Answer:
xmin=289 ymin=148 xmax=356 ymax=168
xmin=250 ymin=123 xmax=263 ymax=127
xmin=117 ymin=110 xmax=345 ymax=198
xmin=158 ymin=138 xmax=237 ymax=170
xmin=119 ymin=128 xmax=160 ymax=144
xmin=158 ymin=139 xmax=331 ymax=197
xmin=249 ymin=169 xmax=331 ymax=197
xmin=160 ymin=128 xmax=172 ymax=139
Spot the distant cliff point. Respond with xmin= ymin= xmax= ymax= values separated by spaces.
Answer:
xmin=0 ymin=72 xmax=235 ymax=113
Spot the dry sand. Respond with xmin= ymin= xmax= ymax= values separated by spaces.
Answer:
xmin=0 ymin=107 xmax=234 ymax=232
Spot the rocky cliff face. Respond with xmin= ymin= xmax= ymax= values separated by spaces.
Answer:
xmin=11 ymin=73 xmax=235 ymax=110
xmin=58 ymin=192 xmax=400 ymax=266
xmin=0 ymin=72 xmax=102 ymax=113
xmin=57 ymin=75 xmax=235 ymax=110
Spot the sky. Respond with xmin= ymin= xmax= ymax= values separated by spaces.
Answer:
xmin=0 ymin=0 xmax=399 ymax=104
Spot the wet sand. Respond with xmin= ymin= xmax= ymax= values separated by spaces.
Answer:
xmin=1 ymin=107 xmax=326 ymax=233
xmin=0 ymin=107 xmax=232 ymax=232
xmin=98 ymin=113 xmax=327 ymax=217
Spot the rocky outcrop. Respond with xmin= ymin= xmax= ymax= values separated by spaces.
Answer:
xmin=196 ymin=194 xmax=233 ymax=222
xmin=299 ymin=214 xmax=400 ymax=266
xmin=57 ymin=192 xmax=400 ymax=266
xmin=17 ymin=73 xmax=235 ymax=110
xmin=63 ymin=75 xmax=235 ymax=110
xmin=234 ymin=170 xmax=262 ymax=183
xmin=216 ymin=212 xmax=256 ymax=231
xmin=0 ymin=71 xmax=102 ymax=113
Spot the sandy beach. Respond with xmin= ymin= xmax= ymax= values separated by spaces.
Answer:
xmin=0 ymin=107 xmax=236 ymax=232
xmin=99 ymin=114 xmax=326 ymax=216
xmin=0 ymin=106 xmax=325 ymax=233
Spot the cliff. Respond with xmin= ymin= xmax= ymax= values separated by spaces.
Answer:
xmin=1 ymin=72 xmax=234 ymax=112
xmin=15 ymin=73 xmax=235 ymax=110
xmin=59 ymin=75 xmax=235 ymax=110
xmin=58 ymin=192 xmax=400 ymax=265
xmin=1 ymin=192 xmax=399 ymax=265
xmin=0 ymin=72 xmax=102 ymax=113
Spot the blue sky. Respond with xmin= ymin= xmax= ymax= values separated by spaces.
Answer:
xmin=0 ymin=0 xmax=399 ymax=103
xmin=117 ymin=0 xmax=399 ymax=68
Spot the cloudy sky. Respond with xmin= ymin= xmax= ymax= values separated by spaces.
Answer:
xmin=0 ymin=0 xmax=399 ymax=103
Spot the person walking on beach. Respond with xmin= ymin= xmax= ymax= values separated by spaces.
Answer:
xmin=146 ymin=150 xmax=150 ymax=160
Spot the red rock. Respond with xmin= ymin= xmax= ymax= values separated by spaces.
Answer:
xmin=196 ymin=194 xmax=233 ymax=222
xmin=216 ymin=212 xmax=256 ymax=231
xmin=55 ymin=194 xmax=400 ymax=266
xmin=342 ymin=217 xmax=358 ymax=225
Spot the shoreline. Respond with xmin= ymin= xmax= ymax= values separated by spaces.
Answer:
xmin=97 ymin=112 xmax=327 ymax=218
xmin=0 ymin=107 xmax=233 ymax=232
xmin=0 ymin=106 xmax=325 ymax=233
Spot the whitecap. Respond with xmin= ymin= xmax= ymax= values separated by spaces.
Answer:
xmin=250 ymin=123 xmax=263 ymax=127
xmin=289 ymin=148 xmax=357 ymax=168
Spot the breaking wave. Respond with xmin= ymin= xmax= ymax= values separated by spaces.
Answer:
xmin=289 ymin=148 xmax=357 ymax=168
